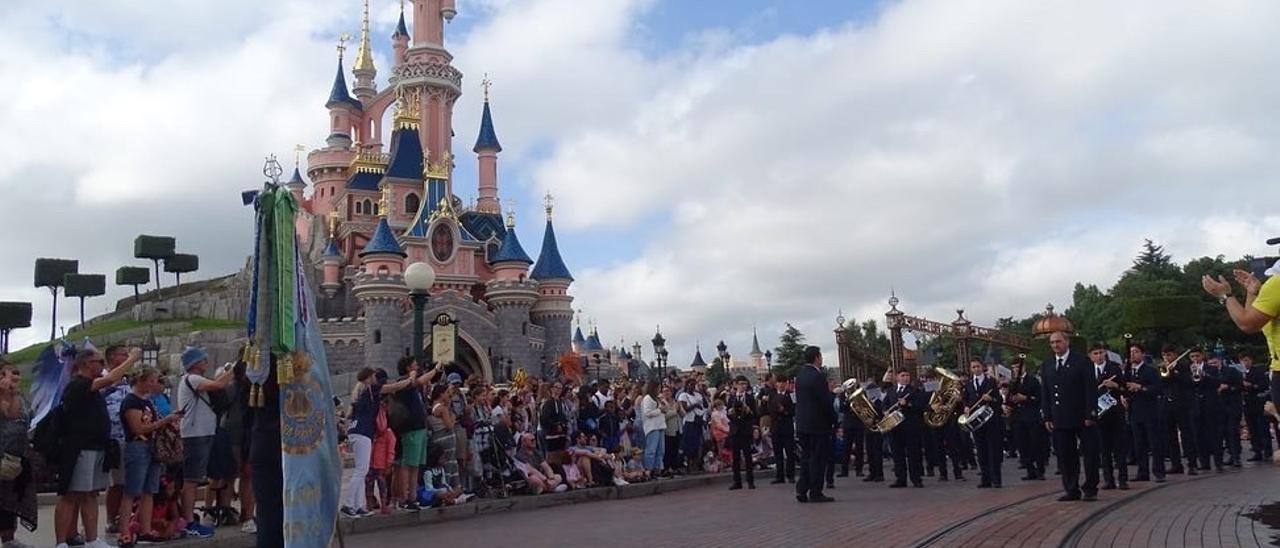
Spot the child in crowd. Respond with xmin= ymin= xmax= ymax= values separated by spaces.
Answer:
xmin=710 ymin=399 xmax=730 ymax=462
xmin=422 ymin=446 xmax=469 ymax=507
xmin=136 ymin=476 xmax=184 ymax=541
xmin=599 ymin=400 xmax=622 ymax=452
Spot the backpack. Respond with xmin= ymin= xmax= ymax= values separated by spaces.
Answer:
xmin=152 ymin=424 xmax=185 ymax=465
xmin=387 ymin=396 xmax=412 ymax=434
xmin=185 ymin=376 xmax=232 ymax=417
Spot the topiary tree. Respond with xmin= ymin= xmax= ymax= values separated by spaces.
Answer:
xmin=0 ymin=301 xmax=33 ymax=354
xmin=163 ymin=253 xmax=199 ymax=292
xmin=115 ymin=266 xmax=151 ymax=305
xmin=33 ymin=258 xmax=78 ymax=340
xmin=64 ymin=273 xmax=106 ymax=328
xmin=134 ymin=235 xmax=175 ymax=295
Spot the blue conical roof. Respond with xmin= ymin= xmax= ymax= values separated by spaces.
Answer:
xmin=473 ymin=100 xmax=502 ymax=152
xmin=287 ymin=167 xmax=306 ymax=187
xmin=359 ymin=218 xmax=406 ymax=258
xmin=690 ymin=348 xmax=707 ymax=368
xmin=584 ymin=330 xmax=604 ymax=352
xmin=384 ymin=126 xmax=423 ymax=179
xmin=489 ymin=222 xmax=533 ymax=264
xmin=573 ymin=327 xmax=586 ymax=346
xmin=531 ymin=217 xmax=573 ymax=281
xmin=393 ymin=10 xmax=409 ymax=38
xmin=323 ymin=238 xmax=341 ymax=258
xmin=325 ymin=58 xmax=362 ymax=111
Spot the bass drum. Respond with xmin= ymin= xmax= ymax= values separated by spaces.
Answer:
xmin=957 ymin=405 xmax=994 ymax=433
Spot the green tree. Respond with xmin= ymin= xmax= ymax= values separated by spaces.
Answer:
xmin=1132 ymin=239 xmax=1180 ymax=279
xmin=707 ymin=357 xmax=728 ymax=388
xmin=772 ymin=323 xmax=807 ymax=378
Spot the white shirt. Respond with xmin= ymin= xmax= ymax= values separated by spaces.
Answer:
xmin=592 ymin=391 xmax=611 ymax=409
xmin=178 ymin=373 xmax=217 ymax=438
xmin=678 ymin=391 xmax=705 ymax=423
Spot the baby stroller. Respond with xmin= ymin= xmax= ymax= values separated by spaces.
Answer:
xmin=474 ymin=420 xmax=524 ymax=498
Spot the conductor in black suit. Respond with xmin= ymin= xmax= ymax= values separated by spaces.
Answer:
xmin=794 ymin=346 xmax=836 ymax=503
xmin=1041 ymin=331 xmax=1101 ymax=501
xmin=963 ymin=359 xmax=1004 ymax=488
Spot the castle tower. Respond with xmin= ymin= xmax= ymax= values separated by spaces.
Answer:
xmin=530 ymin=194 xmax=574 ymax=374
xmin=391 ymin=3 xmax=410 ymax=68
xmin=485 ymin=211 xmax=538 ymax=381
xmin=689 ymin=345 xmax=708 ymax=375
xmin=473 ymin=78 xmax=502 ymax=214
xmin=351 ymin=191 xmax=409 ymax=372
xmin=351 ymin=0 xmax=378 ymax=100
xmin=379 ymin=91 xmax=426 ymax=230
xmin=398 ymin=0 xmax=462 ymax=187
xmin=572 ymin=325 xmax=585 ymax=354
xmin=750 ymin=327 xmax=766 ymax=373
xmin=321 ymin=236 xmax=344 ymax=298
xmin=308 ymin=40 xmax=361 ymax=218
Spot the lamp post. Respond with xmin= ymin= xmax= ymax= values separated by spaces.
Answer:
xmin=404 ymin=262 xmax=436 ymax=368
xmin=142 ymin=325 xmax=160 ymax=369
xmin=651 ymin=328 xmax=666 ymax=379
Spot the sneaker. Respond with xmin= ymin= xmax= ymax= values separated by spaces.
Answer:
xmin=184 ymin=522 xmax=215 ymax=539
xmin=68 ymin=534 xmax=86 ymax=547
xmin=612 ymin=477 xmax=629 ymax=487
xmin=553 ymin=483 xmax=569 ymax=493
xmin=356 ymin=508 xmax=375 ymax=518
xmin=340 ymin=506 xmax=361 ymax=518
xmin=240 ymin=520 xmax=258 ymax=534
xmin=399 ymin=501 xmax=420 ymax=512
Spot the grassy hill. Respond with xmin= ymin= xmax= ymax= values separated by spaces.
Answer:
xmin=2 ymin=317 xmax=245 ymax=365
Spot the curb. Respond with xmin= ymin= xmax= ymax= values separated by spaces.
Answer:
xmin=162 ymin=472 xmax=733 ymax=547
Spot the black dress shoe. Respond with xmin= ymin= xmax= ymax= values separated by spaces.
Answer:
xmin=1154 ymin=477 xmax=1167 ymax=483
xmin=912 ymin=483 xmax=924 ymax=488
xmin=1021 ymin=474 xmax=1036 ymax=481
xmin=993 ymin=482 xmax=1002 ymax=488
xmin=729 ymin=484 xmax=743 ymax=490
xmin=825 ymin=482 xmax=835 ymax=489
xmin=1118 ymin=483 xmax=1130 ymax=490
xmin=770 ymin=479 xmax=786 ymax=484
xmin=889 ymin=482 xmax=907 ymax=488
xmin=809 ymin=494 xmax=835 ymax=503
xmin=1131 ymin=475 xmax=1149 ymax=482
xmin=748 ymin=483 xmax=756 ymax=489
xmin=1101 ymin=483 xmax=1116 ymax=490
xmin=837 ymin=472 xmax=849 ymax=478
xmin=1187 ymin=468 xmax=1199 ymax=476
xmin=863 ymin=475 xmax=878 ymax=482
xmin=977 ymin=482 xmax=991 ymax=488
xmin=795 ymin=494 xmax=809 ymax=503
xmin=1057 ymin=493 xmax=1081 ymax=502
xmin=1082 ymin=492 xmax=1098 ymax=501
xmin=939 ymin=475 xmax=949 ymax=482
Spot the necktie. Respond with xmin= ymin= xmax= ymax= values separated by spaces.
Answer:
xmin=1057 ymin=357 xmax=1064 ymax=369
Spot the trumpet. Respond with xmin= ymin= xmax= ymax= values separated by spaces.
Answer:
xmin=1158 ymin=349 xmax=1193 ymax=379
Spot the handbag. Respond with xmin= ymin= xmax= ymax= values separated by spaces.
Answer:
xmin=152 ymin=424 xmax=185 ymax=465
xmin=0 ymin=453 xmax=21 ymax=481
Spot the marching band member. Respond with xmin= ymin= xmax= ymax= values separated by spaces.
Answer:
xmin=1008 ymin=357 xmax=1045 ymax=481
xmin=887 ymin=369 xmax=925 ymax=489
xmin=1125 ymin=342 xmax=1166 ymax=483
xmin=963 ymin=359 xmax=1003 ymax=488
xmin=1042 ymin=332 xmax=1101 ymax=501
xmin=1090 ymin=343 xmax=1128 ymax=490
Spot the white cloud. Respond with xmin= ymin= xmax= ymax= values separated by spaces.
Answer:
xmin=3 ymin=0 xmax=1279 ymax=368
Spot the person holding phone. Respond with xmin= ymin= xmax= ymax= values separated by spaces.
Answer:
xmin=175 ymin=347 xmax=233 ymax=539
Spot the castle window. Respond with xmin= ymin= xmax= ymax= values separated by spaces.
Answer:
xmin=405 ymin=193 xmax=420 ymax=214
xmin=362 ymin=199 xmax=373 ymax=215
xmin=374 ymin=329 xmax=382 ymax=344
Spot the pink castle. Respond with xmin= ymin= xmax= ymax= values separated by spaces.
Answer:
xmin=289 ymin=0 xmax=576 ymax=382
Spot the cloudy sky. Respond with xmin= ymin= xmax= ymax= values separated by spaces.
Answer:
xmin=2 ymin=0 xmax=1279 ymax=365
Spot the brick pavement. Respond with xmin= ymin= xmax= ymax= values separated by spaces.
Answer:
xmin=348 ymin=461 xmax=1280 ymax=548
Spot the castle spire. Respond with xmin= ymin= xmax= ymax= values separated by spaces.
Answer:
xmin=352 ymin=0 xmax=378 ymax=96
xmin=531 ymin=192 xmax=573 ymax=282
xmin=474 ymin=75 xmax=502 ymax=153
xmin=326 ymin=34 xmax=361 ymax=111
xmin=473 ymin=74 xmax=503 ymax=214
xmin=393 ymin=0 xmax=409 ymax=38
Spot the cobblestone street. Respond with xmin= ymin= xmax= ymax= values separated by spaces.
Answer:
xmin=349 ymin=461 xmax=1280 ymax=548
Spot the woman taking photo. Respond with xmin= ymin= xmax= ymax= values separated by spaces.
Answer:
xmin=342 ymin=367 xmax=417 ymax=518
xmin=640 ymin=382 xmax=666 ymax=478
xmin=117 ymin=367 xmax=181 ymax=546
xmin=0 ymin=360 xmax=36 ymax=547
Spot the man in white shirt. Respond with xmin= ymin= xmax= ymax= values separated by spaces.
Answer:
xmin=175 ymin=347 xmax=233 ymax=538
xmin=592 ymin=382 xmax=612 ymax=409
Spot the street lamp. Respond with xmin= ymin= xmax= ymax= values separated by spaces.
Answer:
xmin=659 ymin=348 xmax=668 ymax=378
xmin=142 ymin=325 xmax=160 ymax=369
xmin=404 ymin=262 xmax=436 ymax=368
xmin=765 ymin=350 xmax=772 ymax=369
xmin=651 ymin=328 xmax=666 ymax=378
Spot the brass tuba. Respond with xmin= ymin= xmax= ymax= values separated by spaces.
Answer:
xmin=848 ymin=386 xmax=883 ymax=432
xmin=924 ymin=367 xmax=963 ymax=428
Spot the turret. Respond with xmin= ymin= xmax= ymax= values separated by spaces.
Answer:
xmin=473 ymin=78 xmax=502 ymax=214
xmin=325 ymin=41 xmax=362 ymax=149
xmin=572 ymin=326 xmax=586 ymax=354
xmin=285 ymin=166 xmax=307 ymax=204
xmin=489 ymin=212 xmax=533 ymax=280
xmin=351 ymin=191 xmax=409 ymax=373
xmin=750 ymin=327 xmax=766 ymax=372
xmin=321 ymin=237 xmax=343 ymax=297
xmin=392 ymin=4 xmax=410 ymax=68
xmin=530 ymin=194 xmax=574 ymax=369
xmin=485 ymin=210 xmax=539 ymax=381
xmin=352 ymin=0 xmax=377 ymax=99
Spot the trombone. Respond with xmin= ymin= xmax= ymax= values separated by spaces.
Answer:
xmin=1158 ymin=348 xmax=1193 ymax=379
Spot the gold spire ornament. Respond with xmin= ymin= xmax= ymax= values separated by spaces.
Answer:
xmin=353 ymin=0 xmax=376 ymax=73
xmin=393 ymin=85 xmax=421 ymax=129
xmin=378 ymin=185 xmax=392 ymax=217
xmin=327 ymin=210 xmax=340 ymax=239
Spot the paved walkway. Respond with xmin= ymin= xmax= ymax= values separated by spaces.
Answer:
xmin=351 ymin=462 xmax=1280 ymax=548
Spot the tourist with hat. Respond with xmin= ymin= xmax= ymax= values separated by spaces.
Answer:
xmin=175 ymin=347 xmax=233 ymax=538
